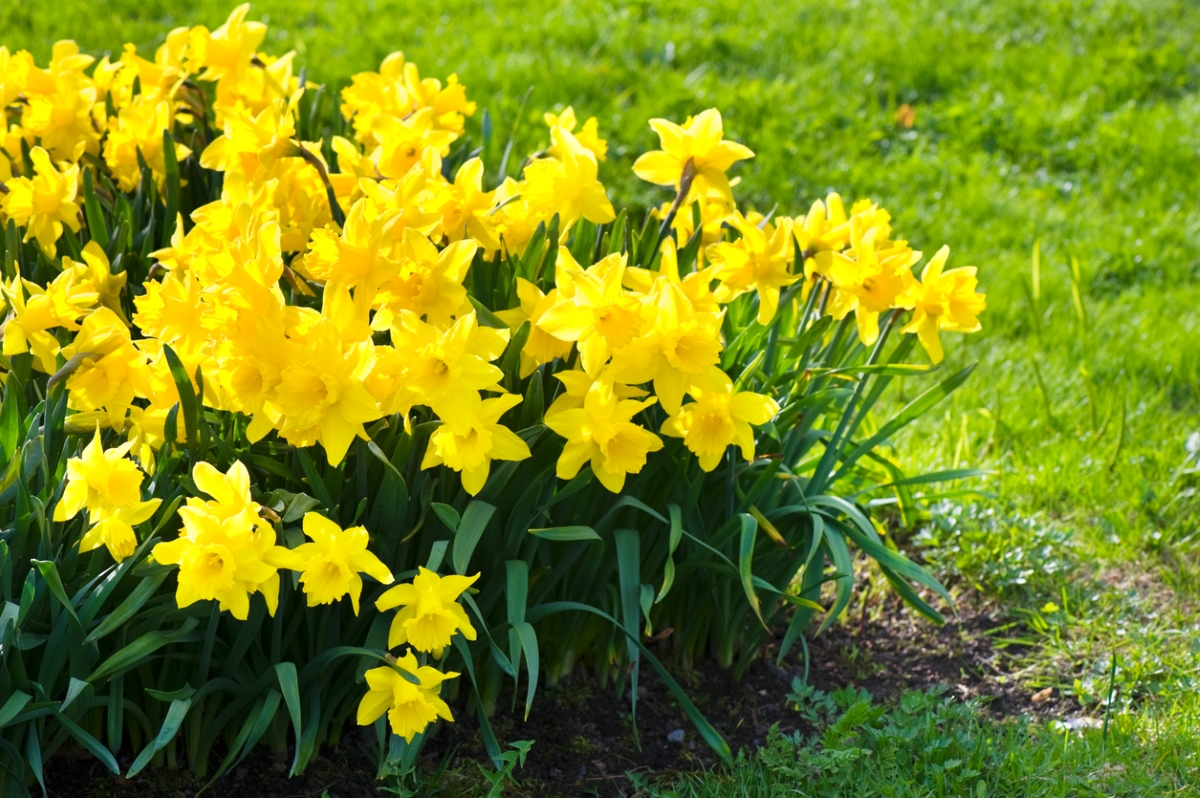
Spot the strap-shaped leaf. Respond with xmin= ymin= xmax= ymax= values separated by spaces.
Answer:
xmin=126 ymin=697 xmax=191 ymax=777
xmin=453 ymin=500 xmax=495 ymax=575
xmin=737 ymin=514 xmax=767 ymax=629
xmin=528 ymin=526 xmax=599 ymax=542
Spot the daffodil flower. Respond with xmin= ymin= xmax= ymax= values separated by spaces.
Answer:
xmin=152 ymin=461 xmax=294 ymax=620
xmin=522 ymin=127 xmax=615 ymax=227
xmin=421 ymin=392 xmax=531 ymax=496
xmin=661 ymin=368 xmax=780 ymax=471
xmin=632 ymin=108 xmax=754 ymax=202
xmin=494 ymin=278 xmax=573 ymax=378
xmin=278 ymin=513 xmax=394 ymax=614
xmin=53 ymin=429 xmax=162 ymax=562
xmin=1 ymin=146 xmax=82 ymax=256
xmin=545 ymin=379 xmax=663 ymax=493
xmin=376 ymin=566 xmax=480 ymax=656
xmin=897 ymin=246 xmax=987 ymax=363
xmin=537 ymin=251 xmax=643 ymax=376
xmin=707 ymin=212 xmax=800 ymax=325
xmin=357 ymin=652 xmax=457 ymax=742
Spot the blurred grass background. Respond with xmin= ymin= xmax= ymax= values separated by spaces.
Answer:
xmin=5 ymin=0 xmax=1199 ymax=793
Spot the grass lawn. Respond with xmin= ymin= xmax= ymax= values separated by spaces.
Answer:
xmin=6 ymin=0 xmax=1199 ymax=794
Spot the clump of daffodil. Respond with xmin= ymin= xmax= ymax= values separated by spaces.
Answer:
xmin=661 ymin=368 xmax=780 ymax=471
xmin=53 ymin=430 xmax=162 ymax=561
xmin=357 ymin=652 xmax=457 ymax=742
xmin=544 ymin=378 xmax=663 ymax=493
xmin=275 ymin=512 xmax=394 ymax=614
xmin=151 ymin=461 xmax=294 ymax=620
xmin=375 ymin=566 xmax=479 ymax=656
xmin=898 ymin=246 xmax=987 ymax=363
xmin=632 ymin=108 xmax=753 ymax=202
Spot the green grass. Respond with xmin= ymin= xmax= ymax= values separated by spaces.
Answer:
xmin=6 ymin=0 xmax=1200 ymax=794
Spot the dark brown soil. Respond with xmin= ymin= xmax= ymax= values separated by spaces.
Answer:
xmin=42 ymin=597 xmax=1070 ymax=798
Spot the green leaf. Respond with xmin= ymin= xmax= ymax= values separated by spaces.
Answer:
xmin=833 ymin=364 xmax=976 ymax=484
xmin=32 ymin=559 xmax=81 ymax=627
xmin=162 ymin=344 xmax=200 ymax=453
xmin=528 ymin=526 xmax=600 ymax=542
xmin=126 ymin=698 xmax=191 ymax=777
xmin=89 ymin=618 xmax=201 ymax=683
xmin=655 ymin=504 xmax=684 ymax=604
xmin=453 ymin=500 xmax=495 ymax=575
xmin=83 ymin=570 xmax=170 ymax=645
xmin=82 ymin=167 xmax=110 ymax=248
xmin=816 ymin=527 xmax=854 ymax=636
xmin=161 ymin=129 xmax=181 ymax=245
xmin=0 ymin=691 xmax=30 ymax=729
xmin=512 ymin=621 xmax=539 ymax=720
xmin=273 ymin=662 xmax=306 ymax=775
xmin=737 ymin=514 xmax=767 ymax=629
xmin=469 ymin=296 xmax=510 ymax=328
xmin=53 ymin=708 xmax=121 ymax=774
xmin=431 ymin=502 xmax=461 ymax=532
xmin=60 ymin=677 xmax=91 ymax=713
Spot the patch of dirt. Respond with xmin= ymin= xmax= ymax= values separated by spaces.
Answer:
xmin=42 ymin=597 xmax=1065 ymax=798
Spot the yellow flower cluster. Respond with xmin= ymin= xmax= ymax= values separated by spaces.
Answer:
xmin=4 ymin=4 xmax=989 ymax=747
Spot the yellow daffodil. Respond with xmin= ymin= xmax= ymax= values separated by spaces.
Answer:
xmin=814 ymin=220 xmax=920 ymax=346
xmin=544 ymin=379 xmax=663 ymax=493
xmin=278 ymin=512 xmax=394 ymax=614
xmin=187 ymin=3 xmax=266 ymax=83
xmin=373 ymin=228 xmax=476 ymax=329
xmin=522 ymin=127 xmax=615 ymax=227
xmin=152 ymin=460 xmax=293 ymax=620
xmin=273 ymin=316 xmax=382 ymax=466
xmin=707 ymin=212 xmax=799 ymax=325
xmin=200 ymin=96 xmax=300 ymax=177
xmin=428 ymin=157 xmax=500 ymax=250
xmin=422 ymin=392 xmax=531 ymax=496
xmin=607 ymin=279 xmax=724 ymax=415
xmin=61 ymin=308 xmax=152 ymax=429
xmin=494 ymin=278 xmax=573 ymax=378
xmin=103 ymin=96 xmax=193 ymax=192
xmin=537 ymin=250 xmax=643 ymax=376
xmin=1 ymin=270 xmax=96 ymax=372
xmin=545 ymin=106 xmax=608 ymax=162
xmin=53 ymin=429 xmax=162 ymax=560
xmin=357 ymin=652 xmax=457 ymax=742
xmin=897 ymin=246 xmax=987 ymax=363
xmin=63 ymin=241 xmax=128 ymax=321
xmin=387 ymin=310 xmax=509 ymax=418
xmin=661 ymin=368 xmax=780 ymax=471
xmin=22 ymin=71 xmax=100 ymax=161
xmin=1 ymin=146 xmax=82 ymax=256
xmin=372 ymin=108 xmax=458 ymax=180
xmin=376 ymin=566 xmax=479 ymax=655
xmin=301 ymin=200 xmax=401 ymax=289
xmin=632 ymin=108 xmax=753 ymax=202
